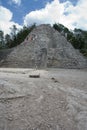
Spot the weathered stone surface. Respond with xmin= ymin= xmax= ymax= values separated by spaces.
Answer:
xmin=0 ymin=24 xmax=87 ymax=68
xmin=0 ymin=68 xmax=87 ymax=130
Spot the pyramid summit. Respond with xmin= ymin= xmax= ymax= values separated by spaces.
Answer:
xmin=0 ymin=24 xmax=87 ymax=68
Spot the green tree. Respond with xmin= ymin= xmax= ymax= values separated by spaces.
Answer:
xmin=0 ymin=30 xmax=5 ymax=49
xmin=53 ymin=23 xmax=69 ymax=33
xmin=10 ymin=25 xmax=17 ymax=39
xmin=5 ymin=34 xmax=12 ymax=48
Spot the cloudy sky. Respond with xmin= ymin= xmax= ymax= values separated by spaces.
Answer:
xmin=0 ymin=0 xmax=87 ymax=34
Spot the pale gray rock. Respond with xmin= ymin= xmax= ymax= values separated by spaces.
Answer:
xmin=0 ymin=24 xmax=87 ymax=68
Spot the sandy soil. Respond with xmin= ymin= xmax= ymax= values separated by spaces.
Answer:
xmin=0 ymin=68 xmax=87 ymax=130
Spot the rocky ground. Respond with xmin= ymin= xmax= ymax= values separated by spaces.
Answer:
xmin=0 ymin=68 xmax=87 ymax=130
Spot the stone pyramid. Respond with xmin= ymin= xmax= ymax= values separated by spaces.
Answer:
xmin=0 ymin=24 xmax=87 ymax=68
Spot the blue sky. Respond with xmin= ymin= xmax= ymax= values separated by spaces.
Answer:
xmin=0 ymin=0 xmax=87 ymax=34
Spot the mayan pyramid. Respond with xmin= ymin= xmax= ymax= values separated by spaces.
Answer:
xmin=0 ymin=24 xmax=87 ymax=68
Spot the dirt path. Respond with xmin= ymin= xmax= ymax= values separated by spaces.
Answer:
xmin=0 ymin=68 xmax=87 ymax=130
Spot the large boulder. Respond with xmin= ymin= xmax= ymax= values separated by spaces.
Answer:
xmin=0 ymin=24 xmax=87 ymax=68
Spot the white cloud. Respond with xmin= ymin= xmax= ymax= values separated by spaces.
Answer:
xmin=0 ymin=6 xmax=12 ymax=21
xmin=12 ymin=0 xmax=21 ymax=6
xmin=0 ymin=6 xmax=22 ymax=35
xmin=24 ymin=0 xmax=64 ymax=26
xmin=24 ymin=0 xmax=87 ymax=30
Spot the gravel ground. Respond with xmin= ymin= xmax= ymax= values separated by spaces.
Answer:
xmin=0 ymin=68 xmax=87 ymax=130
